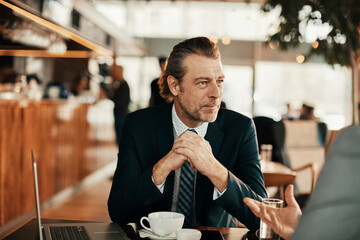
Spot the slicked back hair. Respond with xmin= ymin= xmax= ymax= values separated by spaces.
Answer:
xmin=158 ymin=37 xmax=220 ymax=102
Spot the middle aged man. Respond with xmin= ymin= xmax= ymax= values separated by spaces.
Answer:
xmin=108 ymin=37 xmax=267 ymax=232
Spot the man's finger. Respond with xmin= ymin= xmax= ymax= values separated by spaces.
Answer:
xmin=243 ymin=198 xmax=261 ymax=216
xmin=285 ymin=184 xmax=298 ymax=207
xmin=170 ymin=149 xmax=187 ymax=160
xmin=188 ymin=159 xmax=196 ymax=170
xmin=177 ymin=131 xmax=204 ymax=146
xmin=268 ymin=210 xmax=281 ymax=234
xmin=174 ymin=147 xmax=193 ymax=158
xmin=173 ymin=138 xmax=192 ymax=149
xmin=268 ymin=209 xmax=278 ymax=224
xmin=260 ymin=202 xmax=271 ymax=223
xmin=244 ymin=198 xmax=262 ymax=208
xmin=173 ymin=138 xmax=199 ymax=154
xmin=178 ymin=130 xmax=199 ymax=140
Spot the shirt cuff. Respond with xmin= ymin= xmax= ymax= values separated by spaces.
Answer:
xmin=152 ymin=176 xmax=165 ymax=194
xmin=213 ymin=187 xmax=227 ymax=200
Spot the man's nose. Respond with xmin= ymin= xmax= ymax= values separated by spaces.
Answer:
xmin=208 ymin=81 xmax=221 ymax=98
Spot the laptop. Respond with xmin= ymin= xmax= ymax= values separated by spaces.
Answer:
xmin=31 ymin=149 xmax=130 ymax=240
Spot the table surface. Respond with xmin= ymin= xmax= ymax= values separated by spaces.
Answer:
xmin=3 ymin=219 xmax=259 ymax=240
xmin=261 ymin=161 xmax=297 ymax=187
xmin=261 ymin=161 xmax=295 ymax=174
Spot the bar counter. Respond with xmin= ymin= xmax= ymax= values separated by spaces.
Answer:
xmin=0 ymin=99 xmax=118 ymax=227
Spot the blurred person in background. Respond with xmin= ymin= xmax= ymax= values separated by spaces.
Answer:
xmin=149 ymin=56 xmax=167 ymax=107
xmin=282 ymin=103 xmax=296 ymax=120
xmin=71 ymin=71 xmax=90 ymax=96
xmin=110 ymin=64 xmax=130 ymax=146
xmin=299 ymin=103 xmax=318 ymax=121
xmin=26 ymin=74 xmax=43 ymax=100
xmin=98 ymin=81 xmax=109 ymax=100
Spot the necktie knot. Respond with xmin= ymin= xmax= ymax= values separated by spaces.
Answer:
xmin=187 ymin=129 xmax=197 ymax=134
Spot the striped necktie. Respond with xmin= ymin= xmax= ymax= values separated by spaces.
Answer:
xmin=177 ymin=129 xmax=197 ymax=227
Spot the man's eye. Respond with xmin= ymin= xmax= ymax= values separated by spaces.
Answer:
xmin=199 ymin=81 xmax=207 ymax=85
xmin=217 ymin=80 xmax=224 ymax=84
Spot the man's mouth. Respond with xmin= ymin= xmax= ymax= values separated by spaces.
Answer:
xmin=202 ymin=104 xmax=219 ymax=109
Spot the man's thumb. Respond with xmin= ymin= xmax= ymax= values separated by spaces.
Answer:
xmin=285 ymin=184 xmax=298 ymax=207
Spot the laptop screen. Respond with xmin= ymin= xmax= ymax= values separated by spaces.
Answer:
xmin=31 ymin=149 xmax=44 ymax=240
xmin=30 ymin=149 xmax=127 ymax=240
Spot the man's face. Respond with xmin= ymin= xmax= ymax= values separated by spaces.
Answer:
xmin=171 ymin=54 xmax=225 ymax=128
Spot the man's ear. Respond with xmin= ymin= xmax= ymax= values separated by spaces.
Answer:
xmin=167 ymin=76 xmax=180 ymax=96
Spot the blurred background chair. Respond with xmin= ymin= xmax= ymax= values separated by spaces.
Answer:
xmin=253 ymin=116 xmax=296 ymax=199
xmin=273 ymin=119 xmax=327 ymax=208
xmin=253 ymin=116 xmax=283 ymax=164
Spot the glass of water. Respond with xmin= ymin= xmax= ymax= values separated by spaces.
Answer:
xmin=260 ymin=144 xmax=273 ymax=162
xmin=259 ymin=198 xmax=283 ymax=240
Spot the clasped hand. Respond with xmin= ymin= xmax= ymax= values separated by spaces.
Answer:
xmin=153 ymin=131 xmax=228 ymax=191
xmin=173 ymin=130 xmax=216 ymax=174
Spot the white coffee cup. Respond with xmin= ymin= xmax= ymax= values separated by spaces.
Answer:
xmin=140 ymin=211 xmax=184 ymax=237
xmin=176 ymin=229 xmax=202 ymax=240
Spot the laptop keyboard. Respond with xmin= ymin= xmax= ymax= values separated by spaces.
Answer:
xmin=49 ymin=226 xmax=90 ymax=240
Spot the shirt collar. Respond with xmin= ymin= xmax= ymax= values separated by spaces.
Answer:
xmin=172 ymin=104 xmax=208 ymax=138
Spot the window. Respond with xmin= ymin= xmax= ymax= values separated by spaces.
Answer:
xmin=222 ymin=65 xmax=253 ymax=117
xmin=254 ymin=62 xmax=352 ymax=130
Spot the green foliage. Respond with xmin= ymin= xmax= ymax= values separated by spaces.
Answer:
xmin=263 ymin=0 xmax=360 ymax=66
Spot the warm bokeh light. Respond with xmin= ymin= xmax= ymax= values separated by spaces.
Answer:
xmin=296 ymin=54 xmax=305 ymax=64
xmin=269 ymin=42 xmax=276 ymax=49
xmin=312 ymin=41 xmax=319 ymax=49
xmin=222 ymin=36 xmax=231 ymax=45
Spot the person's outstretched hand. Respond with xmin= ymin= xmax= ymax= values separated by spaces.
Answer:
xmin=243 ymin=185 xmax=302 ymax=239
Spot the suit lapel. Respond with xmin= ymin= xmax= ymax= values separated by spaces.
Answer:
xmin=157 ymin=104 xmax=174 ymax=158
xmin=204 ymin=118 xmax=224 ymax=159
xmin=195 ymin=114 xmax=224 ymax=224
xmin=156 ymin=104 xmax=175 ymax=208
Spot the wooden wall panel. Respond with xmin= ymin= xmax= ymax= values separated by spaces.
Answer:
xmin=0 ymin=100 xmax=117 ymax=226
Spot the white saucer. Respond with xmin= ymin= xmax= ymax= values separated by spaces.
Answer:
xmin=139 ymin=229 xmax=176 ymax=239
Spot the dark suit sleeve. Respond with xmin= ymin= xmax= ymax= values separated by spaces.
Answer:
xmin=214 ymin=118 xmax=267 ymax=232
xmin=107 ymin=117 xmax=163 ymax=224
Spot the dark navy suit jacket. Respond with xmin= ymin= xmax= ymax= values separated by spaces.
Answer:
xmin=108 ymin=103 xmax=267 ymax=232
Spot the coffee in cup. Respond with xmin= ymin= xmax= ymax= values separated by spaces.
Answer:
xmin=140 ymin=211 xmax=184 ymax=237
